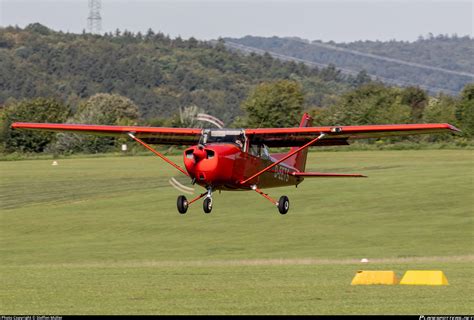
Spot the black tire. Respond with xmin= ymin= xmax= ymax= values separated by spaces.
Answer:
xmin=177 ymin=195 xmax=188 ymax=214
xmin=278 ymin=196 xmax=289 ymax=214
xmin=203 ymin=197 xmax=212 ymax=214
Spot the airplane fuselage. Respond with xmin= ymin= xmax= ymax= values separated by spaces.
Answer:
xmin=183 ymin=143 xmax=303 ymax=191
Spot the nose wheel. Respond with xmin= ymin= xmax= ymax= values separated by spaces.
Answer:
xmin=203 ymin=197 xmax=212 ymax=213
xmin=203 ymin=188 xmax=213 ymax=213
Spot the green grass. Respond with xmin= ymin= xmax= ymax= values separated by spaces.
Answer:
xmin=0 ymin=150 xmax=473 ymax=314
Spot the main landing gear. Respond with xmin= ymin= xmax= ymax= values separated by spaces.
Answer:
xmin=177 ymin=195 xmax=189 ymax=214
xmin=278 ymin=195 xmax=290 ymax=215
xmin=177 ymin=187 xmax=289 ymax=215
xmin=252 ymin=185 xmax=289 ymax=215
xmin=177 ymin=188 xmax=213 ymax=214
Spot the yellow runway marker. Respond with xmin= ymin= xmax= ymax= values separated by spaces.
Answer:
xmin=400 ymin=270 xmax=449 ymax=285
xmin=351 ymin=270 xmax=398 ymax=285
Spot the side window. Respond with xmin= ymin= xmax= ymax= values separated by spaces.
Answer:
xmin=261 ymin=145 xmax=270 ymax=159
xmin=249 ymin=144 xmax=262 ymax=157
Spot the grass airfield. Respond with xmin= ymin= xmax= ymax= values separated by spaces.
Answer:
xmin=0 ymin=150 xmax=473 ymax=314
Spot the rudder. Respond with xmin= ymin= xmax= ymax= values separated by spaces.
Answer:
xmin=288 ymin=113 xmax=313 ymax=171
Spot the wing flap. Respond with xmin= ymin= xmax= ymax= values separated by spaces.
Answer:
xmin=11 ymin=123 xmax=203 ymax=145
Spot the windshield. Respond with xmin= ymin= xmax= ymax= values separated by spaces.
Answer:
xmin=200 ymin=129 xmax=246 ymax=150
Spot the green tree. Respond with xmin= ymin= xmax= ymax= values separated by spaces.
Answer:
xmin=2 ymin=98 xmax=70 ymax=152
xmin=351 ymin=70 xmax=372 ymax=87
xmin=423 ymin=95 xmax=457 ymax=141
xmin=74 ymin=93 xmax=139 ymax=126
xmin=242 ymin=80 xmax=304 ymax=128
xmin=54 ymin=93 xmax=139 ymax=153
xmin=325 ymin=83 xmax=411 ymax=126
xmin=455 ymin=83 xmax=474 ymax=137
xmin=401 ymin=86 xmax=428 ymax=123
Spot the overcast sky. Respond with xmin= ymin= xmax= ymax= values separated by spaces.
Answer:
xmin=0 ymin=0 xmax=472 ymax=42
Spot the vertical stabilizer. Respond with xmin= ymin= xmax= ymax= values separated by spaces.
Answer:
xmin=287 ymin=113 xmax=313 ymax=171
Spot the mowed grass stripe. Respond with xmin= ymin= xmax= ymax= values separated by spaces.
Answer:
xmin=10 ymin=254 xmax=474 ymax=268
xmin=0 ymin=157 xmax=175 ymax=209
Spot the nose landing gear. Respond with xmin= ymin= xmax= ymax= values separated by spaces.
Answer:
xmin=176 ymin=188 xmax=213 ymax=214
xmin=203 ymin=188 xmax=213 ymax=213
xmin=203 ymin=197 xmax=212 ymax=213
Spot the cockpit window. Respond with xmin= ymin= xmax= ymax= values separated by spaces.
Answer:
xmin=249 ymin=143 xmax=271 ymax=159
xmin=200 ymin=129 xmax=246 ymax=150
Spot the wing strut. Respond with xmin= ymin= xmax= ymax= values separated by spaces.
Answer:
xmin=128 ymin=133 xmax=189 ymax=177
xmin=240 ymin=133 xmax=326 ymax=185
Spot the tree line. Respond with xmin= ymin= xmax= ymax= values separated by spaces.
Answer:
xmin=2 ymin=81 xmax=472 ymax=154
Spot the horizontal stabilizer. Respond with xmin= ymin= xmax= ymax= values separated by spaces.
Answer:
xmin=292 ymin=172 xmax=367 ymax=178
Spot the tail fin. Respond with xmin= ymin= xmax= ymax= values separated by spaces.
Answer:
xmin=287 ymin=113 xmax=313 ymax=171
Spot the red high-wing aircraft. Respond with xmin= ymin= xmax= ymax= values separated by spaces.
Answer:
xmin=12 ymin=113 xmax=460 ymax=214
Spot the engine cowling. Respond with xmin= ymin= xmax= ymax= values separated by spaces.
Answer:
xmin=183 ymin=144 xmax=240 ymax=186
xmin=184 ymin=145 xmax=218 ymax=184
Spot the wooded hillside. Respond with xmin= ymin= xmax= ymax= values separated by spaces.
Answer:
xmin=0 ymin=24 xmax=359 ymax=123
xmin=224 ymin=35 xmax=474 ymax=95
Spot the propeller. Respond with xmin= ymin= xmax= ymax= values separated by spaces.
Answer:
xmin=168 ymin=176 xmax=195 ymax=195
xmin=167 ymin=106 xmax=226 ymax=194
xmin=195 ymin=113 xmax=224 ymax=129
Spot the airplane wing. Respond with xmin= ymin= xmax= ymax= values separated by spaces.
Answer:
xmin=11 ymin=123 xmax=202 ymax=145
xmin=12 ymin=122 xmax=460 ymax=147
xmin=244 ymin=123 xmax=461 ymax=147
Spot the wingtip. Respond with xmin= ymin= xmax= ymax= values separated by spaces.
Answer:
xmin=11 ymin=122 xmax=39 ymax=130
xmin=447 ymin=124 xmax=462 ymax=134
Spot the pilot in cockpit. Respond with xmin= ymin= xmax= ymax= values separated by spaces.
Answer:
xmin=235 ymin=138 xmax=243 ymax=149
xmin=234 ymin=134 xmax=246 ymax=150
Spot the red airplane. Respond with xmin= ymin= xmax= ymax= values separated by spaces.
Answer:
xmin=12 ymin=113 xmax=459 ymax=214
